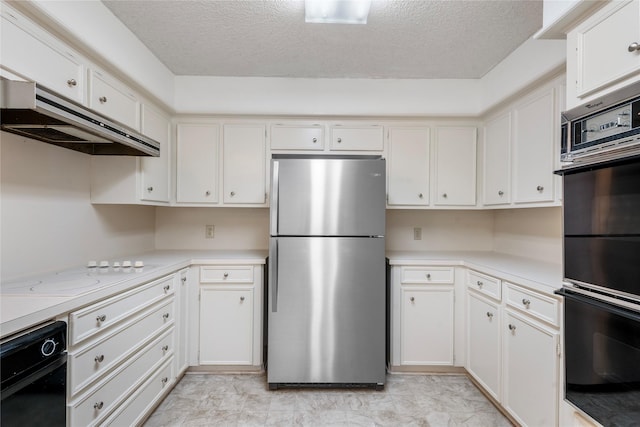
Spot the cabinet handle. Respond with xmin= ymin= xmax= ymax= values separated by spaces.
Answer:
xmin=312 ymin=137 xmax=317 ymax=143
xmin=205 ymin=190 xmax=211 ymax=196
xmin=240 ymin=296 xmax=245 ymax=302
xmin=147 ymin=186 xmax=153 ymax=192
xmin=410 ymin=296 xmax=415 ymax=302
xmin=442 ymin=193 xmax=448 ymax=198
xmin=418 ymin=193 xmax=424 ymax=199
xmin=163 ymin=285 xmax=171 ymax=293
xmin=162 ymin=377 xmax=169 ymax=386
xmin=486 ymin=312 xmax=494 ymax=319
xmin=182 ymin=277 xmax=187 ymax=283
xmin=629 ymin=42 xmax=640 ymax=52
xmin=94 ymin=401 xmax=104 ymax=410
xmin=522 ymin=298 xmax=531 ymax=308
xmin=67 ymin=78 xmax=77 ymax=87
xmin=223 ymin=272 xmax=229 ymax=279
xmin=476 ymin=281 xmax=483 ymax=288
xmin=99 ymin=96 xmax=107 ymax=104
xmin=498 ymin=190 xmax=504 ymax=196
xmin=162 ymin=345 xmax=169 ymax=352
xmin=508 ymin=324 xmax=516 ymax=331
xmin=163 ymin=313 xmax=170 ymax=320
xmin=337 ymin=137 xmax=342 ymax=143
xmin=536 ymin=185 xmax=544 ymax=192
xmin=94 ymin=354 xmax=105 ymax=363
xmin=230 ymin=191 xmax=236 ymax=197
xmin=96 ymin=314 xmax=106 ymax=323
xmin=426 ymin=273 xmax=431 ymax=280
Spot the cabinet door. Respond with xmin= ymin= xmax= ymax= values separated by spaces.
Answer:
xmin=140 ymin=104 xmax=170 ymax=203
xmin=387 ymin=127 xmax=430 ymax=206
xmin=176 ymin=123 xmax=219 ymax=204
xmin=88 ymin=69 xmax=140 ymax=130
xmin=483 ymin=112 xmax=511 ymax=206
xmin=575 ymin=0 xmax=640 ymax=97
xmin=199 ymin=288 xmax=253 ymax=365
xmin=176 ymin=270 xmax=189 ymax=375
xmin=223 ymin=124 xmax=266 ymax=204
xmin=0 ymin=6 xmax=85 ymax=104
xmin=513 ymin=88 xmax=555 ymax=204
xmin=434 ymin=127 xmax=477 ymax=206
xmin=330 ymin=125 xmax=384 ymax=151
xmin=400 ymin=287 xmax=454 ymax=365
xmin=270 ymin=124 xmax=324 ymax=150
xmin=503 ymin=310 xmax=559 ymax=427
xmin=467 ymin=291 xmax=501 ymax=401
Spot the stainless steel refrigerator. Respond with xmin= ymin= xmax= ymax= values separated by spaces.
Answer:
xmin=267 ymin=154 xmax=386 ymax=389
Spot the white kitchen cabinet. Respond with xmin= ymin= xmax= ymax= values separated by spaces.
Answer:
xmin=434 ymin=127 xmax=477 ymax=206
xmin=569 ymin=0 xmax=640 ymax=101
xmin=175 ymin=269 xmax=189 ymax=376
xmin=387 ymin=127 xmax=430 ymax=206
xmin=466 ymin=290 xmax=501 ymax=401
xmin=270 ymin=123 xmax=324 ymax=150
xmin=88 ymin=69 xmax=140 ymax=131
xmin=482 ymin=111 xmax=511 ymax=206
xmin=329 ymin=124 xmax=384 ymax=151
xmin=222 ymin=124 xmax=267 ymax=205
xmin=512 ymin=85 xmax=556 ymax=204
xmin=0 ymin=3 xmax=86 ymax=104
xmin=176 ymin=123 xmax=220 ymax=204
xmin=140 ymin=104 xmax=171 ymax=203
xmin=503 ymin=309 xmax=559 ymax=427
xmin=197 ymin=265 xmax=263 ymax=367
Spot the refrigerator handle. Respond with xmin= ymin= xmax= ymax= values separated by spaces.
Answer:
xmin=269 ymin=239 xmax=278 ymax=312
xmin=270 ymin=160 xmax=279 ymax=236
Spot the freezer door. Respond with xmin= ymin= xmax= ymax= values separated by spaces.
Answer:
xmin=271 ymin=157 xmax=385 ymax=236
xmin=268 ymin=236 xmax=386 ymax=385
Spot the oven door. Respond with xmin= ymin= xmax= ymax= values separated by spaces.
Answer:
xmin=558 ymin=287 xmax=640 ymax=426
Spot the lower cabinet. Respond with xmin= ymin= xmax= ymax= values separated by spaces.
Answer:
xmin=197 ymin=265 xmax=263 ymax=367
xmin=175 ymin=268 xmax=190 ymax=376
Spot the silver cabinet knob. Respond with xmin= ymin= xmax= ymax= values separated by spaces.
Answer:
xmin=230 ymin=191 xmax=235 ymax=197
xmin=337 ymin=137 xmax=342 ymax=143
xmin=205 ymin=190 xmax=211 ymax=196
xmin=181 ymin=277 xmax=187 ymax=283
xmin=163 ymin=285 xmax=171 ymax=293
xmin=498 ymin=190 xmax=504 ymax=196
xmin=94 ymin=401 xmax=104 ymax=410
xmin=99 ymin=96 xmax=107 ymax=104
xmin=418 ymin=193 xmax=424 ymax=199
xmin=94 ymin=354 xmax=104 ymax=363
xmin=223 ymin=272 xmax=229 ymax=278
xmin=508 ymin=324 xmax=516 ymax=331
xmin=522 ymin=298 xmax=531 ymax=308
xmin=629 ymin=42 xmax=640 ymax=52
xmin=163 ymin=313 xmax=170 ymax=320
xmin=162 ymin=345 xmax=169 ymax=352
xmin=162 ymin=377 xmax=169 ymax=386
xmin=442 ymin=193 xmax=448 ymax=198
xmin=147 ymin=186 xmax=153 ymax=192
xmin=426 ymin=273 xmax=431 ymax=280
xmin=312 ymin=137 xmax=317 ymax=143
xmin=486 ymin=312 xmax=493 ymax=318
xmin=410 ymin=296 xmax=415 ymax=302
xmin=96 ymin=314 xmax=106 ymax=323
xmin=67 ymin=79 xmax=77 ymax=87
xmin=536 ymin=185 xmax=544 ymax=192
xmin=476 ymin=281 xmax=483 ymax=288
xmin=240 ymin=296 xmax=245 ymax=302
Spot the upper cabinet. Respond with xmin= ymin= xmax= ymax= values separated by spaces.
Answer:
xmin=434 ymin=127 xmax=477 ymax=206
xmin=329 ymin=124 xmax=384 ymax=151
xmin=140 ymin=104 xmax=171 ymax=203
xmin=222 ymin=124 xmax=267 ymax=205
xmin=88 ymin=69 xmax=140 ymax=130
xmin=176 ymin=123 xmax=220 ymax=204
xmin=566 ymin=0 xmax=640 ymax=109
xmin=483 ymin=112 xmax=511 ymax=206
xmin=270 ymin=123 xmax=324 ymax=151
xmin=0 ymin=4 xmax=86 ymax=104
xmin=387 ymin=127 xmax=430 ymax=206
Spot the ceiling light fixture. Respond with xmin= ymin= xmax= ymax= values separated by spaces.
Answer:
xmin=304 ymin=0 xmax=372 ymax=24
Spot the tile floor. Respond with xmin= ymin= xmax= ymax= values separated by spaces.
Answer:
xmin=143 ymin=373 xmax=513 ymax=426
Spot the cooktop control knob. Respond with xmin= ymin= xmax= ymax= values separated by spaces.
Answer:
xmin=122 ymin=261 xmax=132 ymax=268
xmin=99 ymin=261 xmax=109 ymax=268
xmin=134 ymin=261 xmax=144 ymax=268
xmin=87 ymin=261 xmax=97 ymax=269
xmin=41 ymin=338 xmax=58 ymax=357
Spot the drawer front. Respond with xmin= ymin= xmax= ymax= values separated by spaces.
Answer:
xmin=200 ymin=266 xmax=254 ymax=283
xmin=505 ymin=282 xmax=559 ymax=326
xmin=89 ymin=70 xmax=140 ymax=130
xmin=270 ymin=125 xmax=324 ymax=150
xmin=401 ymin=267 xmax=454 ymax=284
xmin=467 ymin=270 xmax=501 ymax=300
xmin=70 ymin=275 xmax=175 ymax=346
xmin=69 ymin=328 xmax=174 ymax=427
xmin=103 ymin=357 xmax=174 ymax=427
xmin=69 ymin=299 xmax=174 ymax=396
xmin=330 ymin=126 xmax=384 ymax=151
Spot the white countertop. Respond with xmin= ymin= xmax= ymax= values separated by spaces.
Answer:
xmin=0 ymin=250 xmax=267 ymax=339
xmin=387 ymin=250 xmax=563 ymax=295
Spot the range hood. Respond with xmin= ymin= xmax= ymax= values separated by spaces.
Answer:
xmin=0 ymin=79 xmax=160 ymax=156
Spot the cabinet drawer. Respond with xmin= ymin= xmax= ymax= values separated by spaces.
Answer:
xmin=103 ymin=357 xmax=174 ymax=427
xmin=401 ymin=267 xmax=454 ymax=284
xmin=69 ymin=299 xmax=174 ymax=396
xmin=467 ymin=270 xmax=501 ymax=300
xmin=89 ymin=69 xmax=140 ymax=130
xmin=200 ymin=266 xmax=254 ymax=283
xmin=271 ymin=124 xmax=324 ymax=150
xmin=70 ymin=275 xmax=174 ymax=346
xmin=505 ymin=283 xmax=559 ymax=326
xmin=330 ymin=126 xmax=384 ymax=151
xmin=69 ymin=328 xmax=174 ymax=427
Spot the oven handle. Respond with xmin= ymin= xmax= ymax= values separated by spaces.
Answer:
xmin=556 ymin=288 xmax=640 ymax=322
xmin=0 ymin=353 xmax=66 ymax=400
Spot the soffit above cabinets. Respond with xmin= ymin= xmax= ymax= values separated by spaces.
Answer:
xmin=101 ymin=0 xmax=543 ymax=79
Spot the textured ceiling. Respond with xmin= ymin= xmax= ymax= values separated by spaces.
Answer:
xmin=102 ymin=0 xmax=543 ymax=79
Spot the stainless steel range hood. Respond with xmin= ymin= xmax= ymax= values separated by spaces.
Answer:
xmin=0 ymin=79 xmax=160 ymax=156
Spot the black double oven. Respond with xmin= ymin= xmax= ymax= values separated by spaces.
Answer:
xmin=556 ymin=82 xmax=640 ymax=426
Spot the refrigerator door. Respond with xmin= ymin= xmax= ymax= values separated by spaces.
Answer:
xmin=271 ymin=156 xmax=385 ymax=237
xmin=268 ymin=236 xmax=386 ymax=386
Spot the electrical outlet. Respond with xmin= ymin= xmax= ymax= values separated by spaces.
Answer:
xmin=413 ymin=227 xmax=422 ymax=240
xmin=205 ymin=225 xmax=215 ymax=239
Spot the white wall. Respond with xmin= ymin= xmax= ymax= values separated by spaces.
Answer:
xmin=0 ymin=133 xmax=156 ymax=281
xmin=492 ymin=206 xmax=562 ymax=264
